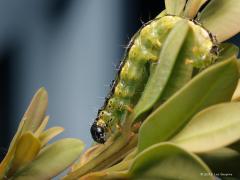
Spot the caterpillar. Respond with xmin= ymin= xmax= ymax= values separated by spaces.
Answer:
xmin=90 ymin=15 xmax=217 ymax=144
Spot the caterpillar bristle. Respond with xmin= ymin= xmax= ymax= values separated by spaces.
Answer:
xmin=90 ymin=14 xmax=217 ymax=143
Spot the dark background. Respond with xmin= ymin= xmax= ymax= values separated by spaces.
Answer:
xmin=0 ymin=0 xmax=239 ymax=156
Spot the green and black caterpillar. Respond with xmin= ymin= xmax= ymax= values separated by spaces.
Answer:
xmin=90 ymin=15 xmax=218 ymax=144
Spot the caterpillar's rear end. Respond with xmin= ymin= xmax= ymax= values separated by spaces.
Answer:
xmin=91 ymin=15 xmax=217 ymax=144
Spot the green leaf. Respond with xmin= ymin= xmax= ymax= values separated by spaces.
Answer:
xmin=218 ymin=43 xmax=239 ymax=61
xmin=34 ymin=116 xmax=49 ymax=137
xmin=184 ymin=0 xmax=208 ymax=18
xmin=200 ymin=148 xmax=240 ymax=178
xmin=161 ymin=20 xmax=210 ymax=100
xmin=130 ymin=143 xmax=213 ymax=180
xmin=0 ymin=119 xmax=25 ymax=178
xmin=199 ymin=0 xmax=240 ymax=42
xmin=232 ymin=80 xmax=240 ymax=101
xmin=165 ymin=0 xmax=187 ymax=15
xmin=12 ymin=138 xmax=84 ymax=180
xmin=22 ymin=87 xmax=48 ymax=132
xmin=39 ymin=127 xmax=64 ymax=146
xmin=138 ymin=58 xmax=239 ymax=152
xmin=8 ymin=133 xmax=41 ymax=176
xmin=172 ymin=102 xmax=240 ymax=153
xmin=77 ymin=171 xmax=128 ymax=180
xmin=132 ymin=20 xmax=190 ymax=122
xmin=160 ymin=56 xmax=192 ymax=101
xmin=0 ymin=88 xmax=48 ymax=178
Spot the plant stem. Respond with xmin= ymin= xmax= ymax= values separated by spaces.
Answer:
xmin=63 ymin=132 xmax=136 ymax=179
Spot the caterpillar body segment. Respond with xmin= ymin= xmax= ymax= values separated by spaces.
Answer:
xmin=90 ymin=15 xmax=217 ymax=144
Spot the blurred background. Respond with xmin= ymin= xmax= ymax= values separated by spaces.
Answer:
xmin=0 ymin=0 xmax=239 ymax=154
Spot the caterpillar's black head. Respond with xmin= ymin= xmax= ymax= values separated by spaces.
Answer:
xmin=90 ymin=122 xmax=106 ymax=144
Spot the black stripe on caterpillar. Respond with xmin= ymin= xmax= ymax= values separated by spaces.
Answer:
xmin=90 ymin=15 xmax=217 ymax=144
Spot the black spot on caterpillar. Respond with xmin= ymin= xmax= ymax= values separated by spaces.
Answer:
xmin=90 ymin=15 xmax=217 ymax=144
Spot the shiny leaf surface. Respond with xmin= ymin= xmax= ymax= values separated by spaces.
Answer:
xmin=138 ymin=58 xmax=239 ymax=152
xmin=172 ymin=102 xmax=240 ymax=153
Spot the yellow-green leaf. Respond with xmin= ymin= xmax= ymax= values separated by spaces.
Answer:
xmin=138 ymin=57 xmax=239 ymax=152
xmin=132 ymin=20 xmax=190 ymax=122
xmin=165 ymin=0 xmax=186 ymax=15
xmin=39 ymin=127 xmax=64 ymax=146
xmin=219 ymin=43 xmax=239 ymax=61
xmin=130 ymin=143 xmax=213 ymax=180
xmin=12 ymin=139 xmax=84 ymax=180
xmin=78 ymin=171 xmax=128 ymax=180
xmin=232 ymin=79 xmax=240 ymax=101
xmin=0 ymin=120 xmax=25 ymax=178
xmin=8 ymin=132 xmax=41 ymax=175
xmin=184 ymin=0 xmax=208 ymax=18
xmin=22 ymin=87 xmax=48 ymax=132
xmin=34 ymin=116 xmax=49 ymax=137
xmin=199 ymin=0 xmax=240 ymax=42
xmin=172 ymin=102 xmax=240 ymax=153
